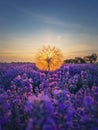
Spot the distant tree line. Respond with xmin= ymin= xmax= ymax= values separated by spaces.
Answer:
xmin=64 ymin=53 xmax=97 ymax=64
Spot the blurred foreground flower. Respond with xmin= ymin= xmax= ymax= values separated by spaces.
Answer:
xmin=35 ymin=46 xmax=63 ymax=71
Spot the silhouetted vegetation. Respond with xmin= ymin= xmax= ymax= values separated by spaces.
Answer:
xmin=64 ymin=53 xmax=97 ymax=64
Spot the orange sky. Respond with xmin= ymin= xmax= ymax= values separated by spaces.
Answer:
xmin=0 ymin=32 xmax=98 ymax=62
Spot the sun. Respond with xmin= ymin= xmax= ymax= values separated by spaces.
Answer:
xmin=35 ymin=45 xmax=63 ymax=71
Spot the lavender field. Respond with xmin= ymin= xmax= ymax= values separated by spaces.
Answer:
xmin=0 ymin=63 xmax=98 ymax=130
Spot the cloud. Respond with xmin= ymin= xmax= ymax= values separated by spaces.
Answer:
xmin=18 ymin=7 xmax=97 ymax=35
xmin=0 ymin=31 xmax=98 ymax=62
xmin=11 ymin=5 xmax=87 ymax=32
xmin=0 ymin=31 xmax=97 ymax=53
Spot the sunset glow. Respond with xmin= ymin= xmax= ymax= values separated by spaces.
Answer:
xmin=0 ymin=0 xmax=98 ymax=62
xmin=35 ymin=46 xmax=63 ymax=71
xmin=0 ymin=1 xmax=98 ymax=129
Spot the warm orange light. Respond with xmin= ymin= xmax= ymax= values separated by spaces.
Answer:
xmin=35 ymin=45 xmax=63 ymax=71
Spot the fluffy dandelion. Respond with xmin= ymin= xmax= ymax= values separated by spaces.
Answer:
xmin=35 ymin=45 xmax=63 ymax=71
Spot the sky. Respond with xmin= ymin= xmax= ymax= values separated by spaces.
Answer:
xmin=0 ymin=0 xmax=98 ymax=62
